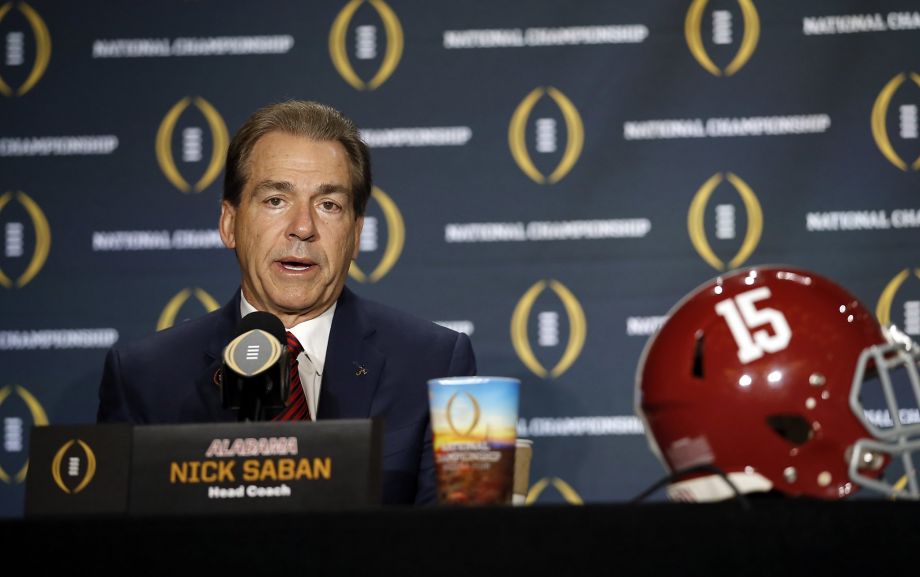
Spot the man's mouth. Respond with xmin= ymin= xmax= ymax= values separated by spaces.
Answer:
xmin=277 ymin=258 xmax=316 ymax=271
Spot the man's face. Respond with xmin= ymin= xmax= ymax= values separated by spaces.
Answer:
xmin=219 ymin=131 xmax=363 ymax=326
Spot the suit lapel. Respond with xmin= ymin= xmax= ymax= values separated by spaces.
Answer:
xmin=317 ymin=287 xmax=384 ymax=419
xmin=192 ymin=291 xmax=240 ymax=422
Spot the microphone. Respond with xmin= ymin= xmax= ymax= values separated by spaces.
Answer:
xmin=220 ymin=311 xmax=289 ymax=422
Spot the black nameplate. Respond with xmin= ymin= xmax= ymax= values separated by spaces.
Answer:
xmin=25 ymin=424 xmax=132 ymax=517
xmin=128 ymin=419 xmax=382 ymax=515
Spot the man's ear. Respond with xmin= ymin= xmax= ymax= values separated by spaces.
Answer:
xmin=352 ymin=215 xmax=364 ymax=259
xmin=219 ymin=200 xmax=237 ymax=249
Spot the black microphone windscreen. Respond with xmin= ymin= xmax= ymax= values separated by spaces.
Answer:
xmin=237 ymin=310 xmax=286 ymax=343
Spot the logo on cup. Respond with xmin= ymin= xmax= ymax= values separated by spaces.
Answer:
xmin=0 ymin=385 xmax=48 ymax=484
xmin=871 ymin=72 xmax=920 ymax=171
xmin=685 ymin=0 xmax=760 ymax=76
xmin=445 ymin=392 xmax=482 ymax=437
xmin=157 ymin=287 xmax=220 ymax=330
xmin=350 ymin=186 xmax=404 ymax=283
xmin=509 ymin=87 xmax=584 ymax=185
xmin=511 ymin=279 xmax=587 ymax=378
xmin=687 ymin=172 xmax=762 ymax=271
xmin=51 ymin=439 xmax=96 ymax=494
xmin=155 ymin=97 xmax=229 ymax=193
xmin=329 ymin=0 xmax=403 ymax=90
xmin=0 ymin=1 xmax=50 ymax=97
xmin=0 ymin=191 xmax=50 ymax=289
xmin=876 ymin=268 xmax=920 ymax=335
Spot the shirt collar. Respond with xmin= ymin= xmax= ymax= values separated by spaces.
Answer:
xmin=239 ymin=291 xmax=336 ymax=375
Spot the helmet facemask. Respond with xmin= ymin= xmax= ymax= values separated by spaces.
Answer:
xmin=848 ymin=326 xmax=920 ymax=498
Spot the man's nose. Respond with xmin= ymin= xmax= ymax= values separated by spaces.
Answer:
xmin=288 ymin=201 xmax=317 ymax=241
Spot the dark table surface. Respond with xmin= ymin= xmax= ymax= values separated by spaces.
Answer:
xmin=4 ymin=499 xmax=919 ymax=576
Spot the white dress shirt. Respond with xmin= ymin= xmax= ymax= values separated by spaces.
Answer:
xmin=240 ymin=292 xmax=336 ymax=421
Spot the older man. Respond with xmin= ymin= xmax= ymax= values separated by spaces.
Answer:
xmin=97 ymin=101 xmax=477 ymax=505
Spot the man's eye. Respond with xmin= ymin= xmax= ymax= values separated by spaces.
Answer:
xmin=266 ymin=197 xmax=283 ymax=207
xmin=319 ymin=201 xmax=341 ymax=212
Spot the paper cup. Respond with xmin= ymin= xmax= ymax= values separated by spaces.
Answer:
xmin=428 ymin=376 xmax=519 ymax=505
xmin=512 ymin=439 xmax=533 ymax=506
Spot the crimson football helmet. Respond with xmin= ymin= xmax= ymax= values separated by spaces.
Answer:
xmin=636 ymin=266 xmax=920 ymax=501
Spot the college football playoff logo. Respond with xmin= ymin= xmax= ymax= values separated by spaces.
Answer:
xmin=0 ymin=190 xmax=50 ymax=289
xmin=871 ymin=72 xmax=920 ymax=171
xmin=329 ymin=0 xmax=403 ymax=90
xmin=526 ymin=477 xmax=584 ymax=505
xmin=51 ymin=439 xmax=96 ymax=494
xmin=510 ymin=280 xmax=587 ymax=379
xmin=350 ymin=186 xmax=404 ymax=283
xmin=509 ymin=87 xmax=584 ymax=184
xmin=0 ymin=1 xmax=50 ymax=97
xmin=155 ymin=97 xmax=229 ymax=193
xmin=157 ymin=287 xmax=220 ymax=330
xmin=445 ymin=392 xmax=481 ymax=437
xmin=0 ymin=385 xmax=48 ymax=484
xmin=687 ymin=172 xmax=763 ymax=271
xmin=876 ymin=269 xmax=920 ymax=334
xmin=685 ymin=0 xmax=760 ymax=76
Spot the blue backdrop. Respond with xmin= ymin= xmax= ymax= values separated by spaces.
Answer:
xmin=2 ymin=0 xmax=920 ymax=515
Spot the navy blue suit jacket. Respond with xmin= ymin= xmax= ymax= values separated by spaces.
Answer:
xmin=97 ymin=287 xmax=476 ymax=505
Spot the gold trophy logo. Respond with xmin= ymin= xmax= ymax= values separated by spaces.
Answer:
xmin=0 ymin=385 xmax=48 ymax=484
xmin=511 ymin=280 xmax=587 ymax=378
xmin=687 ymin=172 xmax=763 ymax=271
xmin=155 ymin=97 xmax=229 ymax=193
xmin=876 ymin=268 xmax=920 ymax=328
xmin=0 ymin=191 xmax=50 ymax=289
xmin=509 ymin=87 xmax=584 ymax=184
xmin=445 ymin=392 xmax=481 ymax=438
xmin=349 ymin=187 xmax=404 ymax=283
xmin=685 ymin=0 xmax=760 ymax=76
xmin=329 ymin=0 xmax=403 ymax=90
xmin=871 ymin=72 xmax=920 ymax=171
xmin=51 ymin=440 xmax=96 ymax=494
xmin=0 ymin=1 xmax=50 ymax=97
xmin=157 ymin=287 xmax=220 ymax=330
xmin=526 ymin=477 xmax=584 ymax=505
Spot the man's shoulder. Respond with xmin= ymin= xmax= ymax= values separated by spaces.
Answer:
xmin=114 ymin=302 xmax=235 ymax=361
xmin=344 ymin=289 xmax=476 ymax=378
xmin=354 ymin=292 xmax=459 ymax=341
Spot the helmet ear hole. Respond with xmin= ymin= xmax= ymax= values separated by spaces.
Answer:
xmin=692 ymin=332 xmax=705 ymax=379
xmin=766 ymin=414 xmax=813 ymax=445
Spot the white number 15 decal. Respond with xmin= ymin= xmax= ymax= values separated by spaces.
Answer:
xmin=714 ymin=287 xmax=792 ymax=364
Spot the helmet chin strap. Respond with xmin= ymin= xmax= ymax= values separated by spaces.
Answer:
xmin=631 ymin=463 xmax=761 ymax=508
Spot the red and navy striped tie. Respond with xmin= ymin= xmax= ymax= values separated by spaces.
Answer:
xmin=273 ymin=331 xmax=311 ymax=421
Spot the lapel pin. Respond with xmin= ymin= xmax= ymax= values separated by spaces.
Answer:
xmin=353 ymin=362 xmax=368 ymax=376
